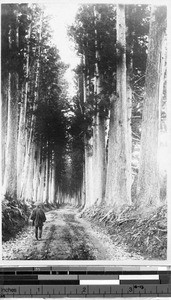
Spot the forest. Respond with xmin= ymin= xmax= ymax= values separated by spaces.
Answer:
xmin=1 ymin=3 xmax=167 ymax=260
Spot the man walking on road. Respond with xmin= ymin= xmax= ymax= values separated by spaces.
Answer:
xmin=31 ymin=203 xmax=46 ymax=240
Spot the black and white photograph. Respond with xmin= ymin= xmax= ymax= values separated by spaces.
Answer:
xmin=1 ymin=0 xmax=168 ymax=261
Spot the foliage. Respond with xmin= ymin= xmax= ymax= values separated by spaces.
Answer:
xmin=1 ymin=3 xmax=167 ymax=209
xmin=1 ymin=3 xmax=73 ymax=203
xmin=126 ymin=5 xmax=150 ymax=138
xmin=33 ymin=44 xmax=68 ymax=155
xmin=1 ymin=4 xmax=31 ymax=79
xmin=69 ymin=4 xmax=116 ymax=98
xmin=2 ymin=196 xmax=32 ymax=242
xmin=28 ymin=6 xmax=70 ymax=193
xmin=81 ymin=203 xmax=167 ymax=260
xmin=69 ymin=4 xmax=151 ymax=139
xmin=63 ymin=96 xmax=85 ymax=196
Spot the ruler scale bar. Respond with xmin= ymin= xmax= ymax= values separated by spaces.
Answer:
xmin=79 ymin=275 xmax=119 ymax=279
xmin=38 ymin=275 xmax=78 ymax=280
xmin=119 ymin=274 xmax=159 ymax=280
xmin=120 ymin=280 xmax=160 ymax=285
xmin=80 ymin=280 xmax=120 ymax=285
xmin=1 ymin=281 xmax=80 ymax=285
xmin=1 ymin=284 xmax=171 ymax=296
xmin=1 ymin=267 xmax=171 ymax=273
xmin=0 ymin=266 xmax=171 ymax=297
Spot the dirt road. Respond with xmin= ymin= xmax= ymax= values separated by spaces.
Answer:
xmin=2 ymin=206 xmax=144 ymax=260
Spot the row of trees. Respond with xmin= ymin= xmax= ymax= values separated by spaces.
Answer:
xmin=1 ymin=4 xmax=167 ymax=213
xmin=68 ymin=4 xmax=167 ymax=211
xmin=1 ymin=4 xmax=69 ymax=206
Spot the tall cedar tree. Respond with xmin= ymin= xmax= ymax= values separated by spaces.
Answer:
xmin=105 ymin=4 xmax=131 ymax=208
xmin=137 ymin=6 xmax=167 ymax=208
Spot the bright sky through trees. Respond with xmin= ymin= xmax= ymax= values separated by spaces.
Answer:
xmin=44 ymin=2 xmax=80 ymax=97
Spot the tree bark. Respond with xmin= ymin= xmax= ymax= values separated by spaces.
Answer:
xmin=91 ymin=6 xmax=106 ymax=206
xmin=92 ymin=98 xmax=106 ymax=205
xmin=3 ymin=72 xmax=18 ymax=200
xmin=17 ymin=23 xmax=31 ymax=199
xmin=33 ymin=145 xmax=41 ymax=203
xmin=105 ymin=4 xmax=131 ymax=209
xmin=84 ymin=137 xmax=94 ymax=207
xmin=82 ymin=54 xmax=94 ymax=208
xmin=20 ymin=120 xmax=34 ymax=200
xmin=1 ymin=78 xmax=8 ymax=191
xmin=3 ymin=16 xmax=19 ymax=200
xmin=137 ymin=6 xmax=166 ymax=208
xmin=51 ymin=165 xmax=56 ymax=204
xmin=37 ymin=158 xmax=45 ymax=203
xmin=24 ymin=143 xmax=35 ymax=201
xmin=45 ymin=145 xmax=50 ymax=205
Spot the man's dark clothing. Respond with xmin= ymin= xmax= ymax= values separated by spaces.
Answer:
xmin=31 ymin=207 xmax=46 ymax=240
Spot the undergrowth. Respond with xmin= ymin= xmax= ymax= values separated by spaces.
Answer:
xmin=2 ymin=196 xmax=61 ymax=242
xmin=2 ymin=196 xmax=32 ymax=242
xmin=81 ymin=203 xmax=167 ymax=260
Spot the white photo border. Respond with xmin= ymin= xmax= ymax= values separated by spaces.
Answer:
xmin=0 ymin=0 xmax=171 ymax=267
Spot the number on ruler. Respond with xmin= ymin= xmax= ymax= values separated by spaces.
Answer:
xmin=82 ymin=287 xmax=86 ymax=294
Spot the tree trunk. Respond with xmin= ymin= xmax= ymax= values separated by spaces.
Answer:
xmin=81 ymin=155 xmax=86 ymax=208
xmin=24 ymin=143 xmax=35 ymax=201
xmin=105 ymin=4 xmax=131 ymax=209
xmin=20 ymin=120 xmax=33 ymax=200
xmin=82 ymin=54 xmax=94 ymax=208
xmin=95 ymin=7 xmax=106 ymax=205
xmin=48 ymin=160 xmax=52 ymax=203
xmin=137 ymin=6 xmax=166 ymax=208
xmin=3 ymin=72 xmax=18 ymax=200
xmin=17 ymin=24 xmax=31 ymax=199
xmin=1 ymin=78 xmax=8 ymax=192
xmin=92 ymin=100 xmax=106 ymax=205
xmin=127 ymin=80 xmax=133 ymax=192
xmin=91 ymin=6 xmax=106 ymax=206
xmin=37 ymin=158 xmax=45 ymax=203
xmin=33 ymin=145 xmax=41 ymax=203
xmin=84 ymin=137 xmax=94 ymax=207
xmin=45 ymin=146 xmax=50 ymax=205
xmin=17 ymin=85 xmax=27 ymax=199
xmin=51 ymin=165 xmax=56 ymax=204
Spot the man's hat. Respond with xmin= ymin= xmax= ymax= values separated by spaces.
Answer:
xmin=36 ymin=202 xmax=43 ymax=207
